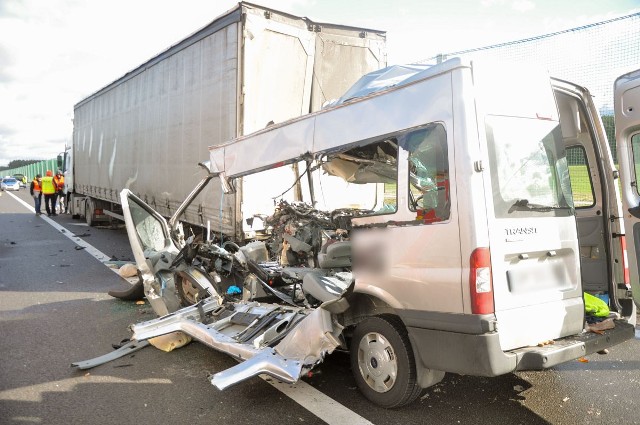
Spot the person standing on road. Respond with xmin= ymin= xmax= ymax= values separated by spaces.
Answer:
xmin=41 ymin=170 xmax=58 ymax=217
xmin=30 ymin=174 xmax=43 ymax=215
xmin=53 ymin=169 xmax=65 ymax=214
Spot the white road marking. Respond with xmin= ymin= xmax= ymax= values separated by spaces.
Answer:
xmin=8 ymin=191 xmax=113 ymax=264
xmin=7 ymin=190 xmax=374 ymax=424
xmin=264 ymin=378 xmax=374 ymax=425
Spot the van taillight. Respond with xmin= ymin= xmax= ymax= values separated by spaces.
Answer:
xmin=621 ymin=235 xmax=630 ymax=288
xmin=470 ymin=248 xmax=494 ymax=314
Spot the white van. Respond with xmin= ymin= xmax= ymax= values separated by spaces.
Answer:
xmin=107 ymin=58 xmax=638 ymax=408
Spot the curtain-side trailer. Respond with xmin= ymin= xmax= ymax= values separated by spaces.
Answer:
xmin=62 ymin=1 xmax=386 ymax=238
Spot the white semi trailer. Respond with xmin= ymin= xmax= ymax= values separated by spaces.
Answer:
xmin=61 ymin=2 xmax=386 ymax=239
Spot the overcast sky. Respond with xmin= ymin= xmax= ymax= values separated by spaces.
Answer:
xmin=0 ymin=0 xmax=638 ymax=167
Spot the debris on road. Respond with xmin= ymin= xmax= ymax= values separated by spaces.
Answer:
xmin=118 ymin=263 xmax=138 ymax=278
xmin=149 ymin=331 xmax=192 ymax=353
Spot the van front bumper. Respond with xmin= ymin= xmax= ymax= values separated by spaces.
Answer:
xmin=407 ymin=319 xmax=635 ymax=377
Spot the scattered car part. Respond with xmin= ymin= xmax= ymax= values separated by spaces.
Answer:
xmin=71 ymin=340 xmax=150 ymax=370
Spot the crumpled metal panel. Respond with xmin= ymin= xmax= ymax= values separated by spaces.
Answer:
xmin=129 ymin=298 xmax=343 ymax=390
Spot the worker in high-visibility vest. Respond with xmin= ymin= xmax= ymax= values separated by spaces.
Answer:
xmin=30 ymin=174 xmax=43 ymax=215
xmin=53 ymin=169 xmax=65 ymax=214
xmin=41 ymin=170 xmax=58 ymax=217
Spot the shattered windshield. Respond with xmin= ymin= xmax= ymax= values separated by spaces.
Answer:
xmin=129 ymin=198 xmax=168 ymax=252
xmin=486 ymin=115 xmax=573 ymax=218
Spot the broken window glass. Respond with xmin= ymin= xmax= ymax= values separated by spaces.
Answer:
xmin=129 ymin=199 xmax=167 ymax=252
xmin=485 ymin=116 xmax=573 ymax=218
xmin=315 ymin=139 xmax=398 ymax=215
xmin=402 ymin=123 xmax=450 ymax=222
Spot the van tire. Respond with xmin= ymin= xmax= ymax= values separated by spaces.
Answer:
xmin=350 ymin=315 xmax=422 ymax=408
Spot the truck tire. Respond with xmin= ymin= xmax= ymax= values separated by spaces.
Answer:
xmin=350 ymin=315 xmax=422 ymax=408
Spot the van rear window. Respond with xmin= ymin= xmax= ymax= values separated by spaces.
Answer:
xmin=566 ymin=145 xmax=596 ymax=208
xmin=485 ymin=116 xmax=574 ymax=218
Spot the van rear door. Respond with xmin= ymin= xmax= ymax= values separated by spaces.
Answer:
xmin=473 ymin=65 xmax=587 ymax=352
xmin=483 ymin=115 xmax=584 ymax=351
xmin=614 ymin=68 xmax=640 ymax=308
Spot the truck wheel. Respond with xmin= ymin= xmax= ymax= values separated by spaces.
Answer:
xmin=350 ymin=315 xmax=422 ymax=408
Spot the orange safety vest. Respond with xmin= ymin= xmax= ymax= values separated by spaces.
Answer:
xmin=53 ymin=175 xmax=65 ymax=191
xmin=41 ymin=176 xmax=56 ymax=194
xmin=32 ymin=178 xmax=42 ymax=192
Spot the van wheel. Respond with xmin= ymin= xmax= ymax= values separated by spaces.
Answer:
xmin=176 ymin=274 xmax=200 ymax=306
xmin=175 ymin=273 xmax=212 ymax=307
xmin=350 ymin=315 xmax=422 ymax=408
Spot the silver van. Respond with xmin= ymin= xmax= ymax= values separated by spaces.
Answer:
xmin=111 ymin=58 xmax=637 ymax=408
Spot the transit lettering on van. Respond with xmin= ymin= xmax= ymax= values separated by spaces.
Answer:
xmin=505 ymin=227 xmax=538 ymax=236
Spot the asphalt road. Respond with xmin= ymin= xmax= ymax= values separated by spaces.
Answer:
xmin=1 ymin=188 xmax=640 ymax=425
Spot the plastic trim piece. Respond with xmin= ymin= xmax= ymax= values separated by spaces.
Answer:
xmin=71 ymin=340 xmax=150 ymax=370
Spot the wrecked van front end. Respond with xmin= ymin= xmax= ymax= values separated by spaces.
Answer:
xmin=115 ymin=176 xmax=360 ymax=392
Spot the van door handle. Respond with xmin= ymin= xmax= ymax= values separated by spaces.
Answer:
xmin=547 ymin=251 xmax=557 ymax=257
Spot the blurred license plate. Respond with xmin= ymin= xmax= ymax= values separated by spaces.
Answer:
xmin=507 ymin=263 xmax=570 ymax=294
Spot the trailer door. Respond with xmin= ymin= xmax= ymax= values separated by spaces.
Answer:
xmin=614 ymin=68 xmax=640 ymax=307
